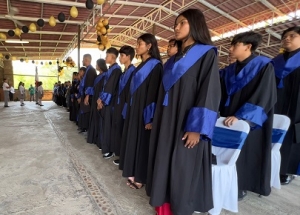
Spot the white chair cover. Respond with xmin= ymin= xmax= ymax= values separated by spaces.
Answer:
xmin=270 ymin=114 xmax=290 ymax=189
xmin=209 ymin=117 xmax=250 ymax=215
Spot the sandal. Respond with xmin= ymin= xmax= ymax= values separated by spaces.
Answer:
xmin=127 ymin=179 xmax=134 ymax=186
xmin=129 ymin=181 xmax=144 ymax=190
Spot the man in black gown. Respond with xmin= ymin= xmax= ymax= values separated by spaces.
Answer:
xmin=78 ymin=54 xmax=97 ymax=133
xmin=97 ymin=48 xmax=122 ymax=158
xmin=219 ymin=31 xmax=277 ymax=199
xmin=273 ymin=26 xmax=300 ymax=184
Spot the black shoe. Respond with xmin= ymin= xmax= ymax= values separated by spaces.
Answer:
xmin=78 ymin=129 xmax=87 ymax=133
xmin=40 ymin=104 xmax=44 ymax=106
xmin=238 ymin=190 xmax=247 ymax=201
xmin=103 ymin=152 xmax=114 ymax=159
xmin=280 ymin=174 xmax=295 ymax=185
xmin=113 ymin=159 xmax=119 ymax=166
xmin=4 ymin=105 xmax=9 ymax=107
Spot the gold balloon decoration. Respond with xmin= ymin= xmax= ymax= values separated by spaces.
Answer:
xmin=70 ymin=6 xmax=78 ymax=18
xmin=49 ymin=16 xmax=57 ymax=27
xmin=35 ymin=61 xmax=39 ymax=65
xmin=29 ymin=23 xmax=37 ymax=32
xmin=12 ymin=56 xmax=17 ymax=61
xmin=97 ymin=0 xmax=105 ymax=5
xmin=45 ymin=61 xmax=49 ymax=65
xmin=14 ymin=28 xmax=22 ymax=37
xmin=0 ymin=33 xmax=7 ymax=40
xmin=25 ymin=59 xmax=29 ymax=63
xmin=279 ymin=48 xmax=285 ymax=54
xmin=95 ymin=17 xmax=111 ymax=51
xmin=0 ymin=53 xmax=3 ymax=58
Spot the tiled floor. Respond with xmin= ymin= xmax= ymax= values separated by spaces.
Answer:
xmin=0 ymin=101 xmax=299 ymax=215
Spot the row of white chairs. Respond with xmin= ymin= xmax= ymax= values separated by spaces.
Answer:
xmin=209 ymin=114 xmax=290 ymax=215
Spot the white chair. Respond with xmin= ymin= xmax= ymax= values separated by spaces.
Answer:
xmin=270 ymin=114 xmax=290 ymax=189
xmin=209 ymin=117 xmax=250 ymax=215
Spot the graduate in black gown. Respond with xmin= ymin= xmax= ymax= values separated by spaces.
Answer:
xmin=111 ymin=46 xmax=136 ymax=165
xmin=146 ymin=9 xmax=221 ymax=215
xmin=87 ymin=59 xmax=108 ymax=144
xmin=119 ymin=33 xmax=163 ymax=189
xmin=219 ymin=32 xmax=277 ymax=199
xmin=69 ymin=72 xmax=78 ymax=121
xmin=96 ymin=48 xmax=122 ymax=158
xmin=273 ymin=26 xmax=300 ymax=184
xmin=78 ymin=54 xmax=97 ymax=133
xmin=166 ymin=39 xmax=178 ymax=58
xmin=76 ymin=68 xmax=86 ymax=126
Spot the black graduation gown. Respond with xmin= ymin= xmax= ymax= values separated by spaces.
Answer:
xmin=87 ymin=73 xmax=105 ymax=144
xmin=274 ymin=49 xmax=300 ymax=175
xmin=111 ymin=65 xmax=135 ymax=156
xmin=219 ymin=55 xmax=277 ymax=196
xmin=79 ymin=66 xmax=97 ymax=130
xmin=119 ymin=58 xmax=163 ymax=185
xmin=147 ymin=49 xmax=220 ymax=215
xmin=98 ymin=65 xmax=122 ymax=153
xmin=69 ymin=80 xmax=78 ymax=121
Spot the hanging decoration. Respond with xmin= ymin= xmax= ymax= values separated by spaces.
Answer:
xmin=86 ymin=0 xmax=94 ymax=9
xmin=12 ymin=56 xmax=17 ymax=61
xmin=70 ymin=6 xmax=78 ymax=18
xmin=22 ymin=26 xmax=29 ymax=33
xmin=49 ymin=16 xmax=57 ymax=27
xmin=65 ymin=57 xmax=76 ymax=67
xmin=5 ymin=55 xmax=10 ymax=60
xmin=8 ymin=30 xmax=15 ymax=37
xmin=0 ymin=33 xmax=7 ymax=40
xmin=279 ymin=48 xmax=285 ymax=54
xmin=32 ymin=60 xmax=35 ymax=64
xmin=97 ymin=0 xmax=105 ymax=5
xmin=29 ymin=23 xmax=37 ymax=32
xmin=95 ymin=17 xmax=111 ymax=51
xmin=14 ymin=28 xmax=22 ymax=37
xmin=58 ymin=12 xmax=66 ymax=22
xmin=35 ymin=61 xmax=39 ymax=65
xmin=37 ymin=19 xmax=45 ymax=27
xmin=0 ymin=53 xmax=3 ymax=58
xmin=20 ymin=58 xmax=24 ymax=62
xmin=25 ymin=59 xmax=29 ymax=63
xmin=41 ymin=62 xmax=43 ymax=65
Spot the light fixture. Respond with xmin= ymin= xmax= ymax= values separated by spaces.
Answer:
xmin=5 ymin=39 xmax=29 ymax=44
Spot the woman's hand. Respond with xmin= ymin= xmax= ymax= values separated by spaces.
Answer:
xmin=224 ymin=116 xmax=238 ymax=127
xmin=182 ymin=132 xmax=200 ymax=149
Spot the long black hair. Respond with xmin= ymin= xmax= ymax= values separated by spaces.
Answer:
xmin=175 ymin=9 xmax=213 ymax=47
xmin=96 ymin=58 xmax=108 ymax=72
xmin=137 ymin=33 xmax=161 ymax=62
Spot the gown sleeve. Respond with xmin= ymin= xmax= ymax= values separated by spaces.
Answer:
xmin=85 ymin=68 xmax=97 ymax=96
xmin=184 ymin=50 xmax=221 ymax=140
xmin=234 ymin=63 xmax=277 ymax=128
xmin=143 ymin=63 xmax=163 ymax=125
xmin=100 ymin=68 xmax=122 ymax=106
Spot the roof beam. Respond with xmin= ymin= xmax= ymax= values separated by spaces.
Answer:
xmin=257 ymin=0 xmax=284 ymax=16
xmin=197 ymin=0 xmax=248 ymax=28
xmin=1 ymin=46 xmax=67 ymax=49
xmin=265 ymin=28 xmax=281 ymax=39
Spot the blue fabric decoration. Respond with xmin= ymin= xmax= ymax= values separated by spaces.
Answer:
xmin=85 ymin=87 xmax=94 ymax=96
xmin=130 ymin=58 xmax=160 ymax=96
xmin=235 ymin=102 xmax=267 ymax=127
xmin=223 ymin=56 xmax=271 ymax=106
xmin=162 ymin=44 xmax=216 ymax=106
xmin=103 ymin=63 xmax=121 ymax=87
xmin=184 ymin=107 xmax=218 ymax=139
xmin=143 ymin=102 xmax=156 ymax=125
xmin=79 ymin=65 xmax=91 ymax=95
xmin=212 ymin=127 xmax=248 ymax=149
xmin=272 ymin=128 xmax=287 ymax=144
xmin=273 ymin=51 xmax=300 ymax=88
xmin=99 ymin=92 xmax=112 ymax=106
xmin=122 ymin=103 xmax=128 ymax=119
xmin=117 ymin=65 xmax=136 ymax=104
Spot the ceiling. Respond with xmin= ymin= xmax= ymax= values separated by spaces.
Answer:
xmin=0 ymin=0 xmax=299 ymax=67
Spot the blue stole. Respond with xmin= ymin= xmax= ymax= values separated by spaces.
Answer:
xmin=103 ymin=63 xmax=121 ymax=88
xmin=117 ymin=65 xmax=136 ymax=104
xmin=94 ymin=73 xmax=105 ymax=87
xmin=223 ymin=56 xmax=271 ymax=106
xmin=79 ymin=65 xmax=91 ymax=95
xmin=129 ymin=58 xmax=160 ymax=104
xmin=162 ymin=44 xmax=216 ymax=106
xmin=273 ymin=51 xmax=300 ymax=88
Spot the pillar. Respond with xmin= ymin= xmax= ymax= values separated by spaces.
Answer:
xmin=0 ymin=60 xmax=14 ymax=101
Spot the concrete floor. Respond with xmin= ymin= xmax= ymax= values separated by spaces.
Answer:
xmin=0 ymin=101 xmax=299 ymax=215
